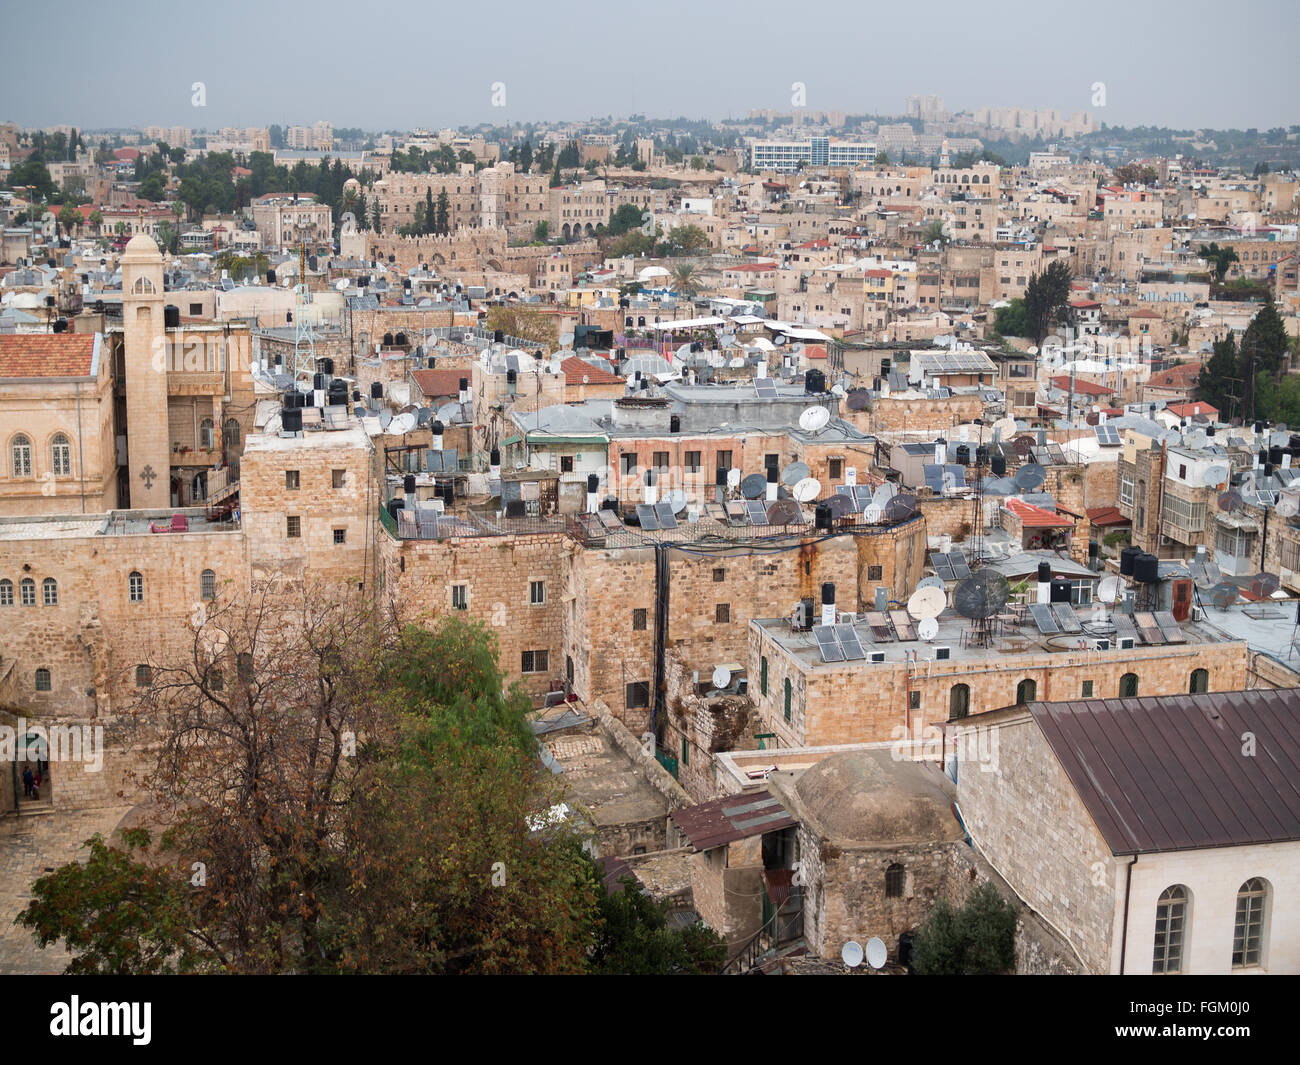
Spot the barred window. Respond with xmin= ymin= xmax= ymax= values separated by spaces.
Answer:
xmin=42 ymin=578 xmax=57 ymax=605
xmin=51 ymin=434 xmax=72 ymax=476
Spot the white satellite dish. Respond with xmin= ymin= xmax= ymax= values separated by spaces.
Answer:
xmin=917 ymin=617 xmax=939 ymax=641
xmin=335 ymin=278 xmax=349 ymax=290
xmin=389 ymin=412 xmax=416 ymax=435
xmin=865 ymin=937 xmax=888 ymax=969
xmin=711 ymin=666 xmax=731 ymax=689
xmin=830 ymin=383 xmax=846 ymax=397
xmin=792 ymin=477 xmax=821 ymax=502
xmin=249 ymin=359 xmax=261 ymax=373
xmin=863 ymin=504 xmax=883 ymax=523
xmin=1097 ymin=575 xmax=1122 ymax=604
xmin=907 ymin=585 xmax=946 ymax=620
xmin=726 ymin=468 xmax=742 ymax=488
xmin=1278 ymin=496 xmax=1300 ymax=519
xmin=799 ymin=406 xmax=830 ymax=433
xmin=991 ymin=416 xmax=1017 ymax=441
xmin=559 ymin=332 xmax=575 ymax=347
xmin=841 ymin=941 xmax=864 ymax=968
xmin=296 ymin=379 xmax=312 ymax=394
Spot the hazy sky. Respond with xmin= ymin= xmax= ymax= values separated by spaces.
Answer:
xmin=3 ymin=0 xmax=1296 ymax=132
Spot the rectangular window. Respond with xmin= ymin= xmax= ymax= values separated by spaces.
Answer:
xmin=625 ymin=681 xmax=650 ymax=709
xmin=784 ymin=679 xmax=792 ymax=722
xmin=286 ymin=470 xmax=300 ymax=490
xmin=333 ymin=528 xmax=347 ymax=544
xmin=560 ymin=455 xmax=574 ymax=473
xmin=760 ymin=656 xmax=768 ymax=696
xmin=1082 ymin=680 xmax=1094 ymax=697
xmin=1119 ymin=474 xmax=1135 ymax=508
xmin=684 ymin=451 xmax=702 ymax=473
xmin=715 ymin=603 xmax=730 ymax=623
xmin=652 ymin=450 xmax=670 ymax=471
xmin=716 ymin=450 xmax=732 ymax=471
xmin=286 ymin=516 xmax=301 ymax=538
xmin=128 ymin=574 xmax=143 ymax=603
xmin=681 ymin=737 xmax=689 ymax=767
xmin=521 ymin=650 xmax=549 ymax=674
xmin=632 ymin=608 xmax=647 ymax=631
xmin=829 ymin=458 xmax=843 ymax=479
xmin=451 ymin=585 xmax=467 ymax=610
xmin=712 ymin=567 xmax=725 ymax=582
xmin=621 ymin=453 xmax=637 ymax=476
xmin=530 ymin=580 xmax=545 ymax=605
xmin=868 ymin=565 xmax=883 ymax=581
xmin=909 ymin=691 xmax=921 ymax=710
xmin=332 ymin=469 xmax=346 ymax=488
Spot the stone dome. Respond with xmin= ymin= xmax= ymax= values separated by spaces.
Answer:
xmin=121 ymin=232 xmax=162 ymax=260
xmin=790 ymin=750 xmax=962 ymax=847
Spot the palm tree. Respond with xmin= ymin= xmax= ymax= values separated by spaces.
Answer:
xmin=671 ymin=263 xmax=701 ymax=296
xmin=921 ymin=219 xmax=948 ymax=246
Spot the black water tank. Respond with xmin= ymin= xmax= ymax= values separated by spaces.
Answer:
xmin=328 ymin=391 xmax=347 ymax=405
xmin=587 ymin=474 xmax=599 ymax=493
xmin=164 ymin=305 xmax=180 ymax=328
xmin=282 ymin=408 xmax=303 ymax=433
xmin=1050 ymin=576 xmax=1072 ymax=603
xmin=991 ymin=454 xmax=1007 ymax=476
xmin=1120 ymin=545 xmax=1142 ymax=577
xmin=371 ymin=382 xmax=383 ymax=399
xmin=1037 ymin=561 xmax=1052 ymax=584
xmin=821 ymin=582 xmax=835 ymax=606
xmin=459 ymin=377 xmax=468 ymax=393
xmin=955 ymin=444 xmax=971 ymax=466
xmin=329 ymin=377 xmax=348 ymax=393
xmin=386 ymin=498 xmax=403 ymax=519
xmin=320 ymin=357 xmax=334 ymax=376
xmin=815 ymin=501 xmax=832 ymax=530
xmin=716 ymin=468 xmax=727 ymax=486
xmin=506 ymin=499 xmax=526 ymax=519
xmin=806 ymin=369 xmax=826 ymax=394
xmin=351 ymin=389 xmax=362 ymax=403
xmin=313 ymin=373 xmax=326 ymax=390
xmin=600 ymin=497 xmax=617 ymax=512
xmin=1134 ymin=553 xmax=1160 ymax=583
xmin=1265 ymin=463 xmax=1275 ymax=478
xmin=506 ymin=369 xmax=517 ymax=386
xmin=490 ymin=448 xmax=500 ymax=467
xmin=432 ymin=420 xmax=445 ymax=438
xmin=975 ymin=446 xmax=989 ymax=467
xmin=403 ymin=474 xmax=416 ymax=494
xmin=428 ymin=357 xmax=436 ymax=368
xmin=52 ymin=318 xmax=67 ymax=333
xmin=1270 ymin=446 xmax=1284 ymax=466
xmin=267 ymin=269 xmax=276 ymax=283
xmin=494 ymin=329 xmax=505 ymax=343
xmin=1088 ymin=540 xmax=1100 ymax=560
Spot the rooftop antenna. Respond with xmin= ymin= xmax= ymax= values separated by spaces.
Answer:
xmin=293 ymin=240 xmax=315 ymax=384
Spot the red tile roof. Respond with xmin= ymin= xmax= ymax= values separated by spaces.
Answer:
xmin=411 ymin=369 xmax=466 ymax=398
xmin=562 ymin=355 xmax=623 ymax=385
xmin=1049 ymin=375 xmax=1113 ymax=396
xmin=1086 ymin=506 xmax=1129 ymax=527
xmin=1005 ymin=498 xmax=1074 ymax=528
xmin=726 ymin=262 xmax=777 ymax=272
xmin=1166 ymin=401 xmax=1218 ymax=419
xmin=1146 ymin=363 xmax=1202 ymax=389
xmin=0 ymin=333 xmax=98 ymax=379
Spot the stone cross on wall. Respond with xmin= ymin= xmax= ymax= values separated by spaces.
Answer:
xmin=139 ymin=464 xmax=158 ymax=490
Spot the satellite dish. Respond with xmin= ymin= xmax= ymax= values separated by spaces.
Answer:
xmin=793 ymin=477 xmax=821 ymax=502
xmin=559 ymin=332 xmax=575 ymax=347
xmin=841 ymin=941 xmax=864 ymax=968
xmin=666 ymin=489 xmax=689 ymax=515
xmin=249 ymin=359 xmax=261 ymax=373
xmin=1202 ymin=464 xmax=1230 ymax=488
xmin=990 ymin=416 xmax=1017 ymax=441
xmin=1250 ymin=572 xmax=1280 ymax=598
xmin=1013 ymin=463 xmax=1046 ymax=491
xmin=389 ymin=412 xmax=416 ymax=435
xmin=1217 ymin=489 xmax=1244 ymax=513
xmin=677 ymin=343 xmax=693 ymax=361
xmin=827 ymin=494 xmax=854 ymax=519
xmin=799 ymin=406 xmax=831 ymax=433
xmin=918 ymin=617 xmax=940 ymax=641
xmin=741 ymin=473 xmax=768 ymax=499
xmin=1210 ymin=581 xmax=1239 ymax=609
xmin=907 ymin=585 xmax=946 ymax=620
xmin=726 ymin=468 xmax=742 ymax=488
xmin=884 ymin=493 xmax=917 ymax=522
xmin=916 ymin=576 xmax=945 ymax=593
xmin=872 ymin=483 xmax=898 ymax=507
xmin=1269 ymin=429 xmax=1291 ymax=448
xmin=711 ymin=666 xmax=731 ymax=689
xmin=865 ymin=937 xmax=888 ymax=970
xmin=296 ymin=379 xmax=312 ymax=394
xmin=782 ymin=461 xmax=811 ymax=486
xmin=954 ymin=571 xmax=1011 ymax=620
xmin=335 ymin=278 xmax=349 ymax=290
xmin=1097 ymin=576 xmax=1122 ymax=604
xmin=863 ymin=504 xmax=883 ymax=523
xmin=1278 ymin=496 xmax=1299 ymax=518
xmin=766 ymin=498 xmax=803 ymax=525
xmin=846 ymin=389 xmax=871 ymax=411
xmin=830 ymin=384 xmax=846 ymax=397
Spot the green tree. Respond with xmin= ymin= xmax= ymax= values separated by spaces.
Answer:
xmin=557 ymin=141 xmax=581 ymax=170
xmin=1024 ymin=259 xmax=1074 ymax=345
xmin=670 ymin=262 xmax=701 ymax=296
xmin=57 ymin=203 xmax=79 ymax=236
xmin=88 ymin=208 xmax=102 ymax=232
xmin=1240 ymin=296 xmax=1290 ymax=379
xmin=1199 ymin=242 xmax=1239 ymax=283
xmin=921 ymin=219 xmax=947 ymax=246
xmin=660 ymin=224 xmax=709 ymax=256
xmin=588 ymin=873 xmax=727 ymax=975
xmin=435 ymin=189 xmax=450 ymax=235
xmin=9 ymin=158 xmax=54 ymax=200
xmin=519 ymin=140 xmax=533 ymax=173
xmin=139 ymin=170 xmax=167 ymax=202
xmin=424 ymin=187 xmax=435 ymax=235
xmin=994 ymin=298 xmax=1028 ymax=337
xmin=912 ymin=881 xmax=1017 ymax=975
xmin=606 ymin=203 xmax=646 ymax=237
xmin=534 ymin=220 xmax=550 ymax=242
xmin=1197 ymin=333 xmax=1240 ymax=418
xmin=875 ymin=151 xmax=890 ymax=166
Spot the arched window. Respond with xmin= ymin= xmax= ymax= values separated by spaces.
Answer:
xmin=1016 ymin=678 xmax=1037 ymax=704
xmin=950 ymin=683 xmax=970 ymax=720
xmin=1120 ymin=672 xmax=1139 ymax=698
xmin=129 ymin=571 xmax=144 ymax=603
xmin=34 ymin=668 xmax=51 ymax=692
xmin=135 ymin=664 xmax=153 ymax=688
xmin=51 ymin=433 xmax=71 ymax=476
xmin=0 ymin=579 xmax=12 ymax=606
xmin=201 ymin=569 xmax=216 ymax=600
xmin=199 ymin=418 xmax=214 ymax=450
xmin=42 ymin=577 xmax=57 ymax=605
xmin=11 ymin=434 xmax=32 ymax=477
xmin=1189 ymin=668 xmax=1209 ymax=694
xmin=885 ymin=863 xmax=905 ymax=898
xmin=224 ymin=418 xmax=241 ymax=446
xmin=1153 ymin=885 xmax=1188 ymax=973
xmin=1232 ymin=878 xmax=1268 ymax=968
xmin=20 ymin=577 xmax=36 ymax=606
xmin=132 ymin=276 xmax=155 ymax=294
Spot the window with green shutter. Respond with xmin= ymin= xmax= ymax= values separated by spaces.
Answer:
xmin=784 ymin=678 xmax=792 ymax=722
xmin=761 ymin=656 xmax=768 ymax=696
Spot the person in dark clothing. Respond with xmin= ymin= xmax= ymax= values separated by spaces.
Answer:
xmin=22 ymin=767 xmax=33 ymax=797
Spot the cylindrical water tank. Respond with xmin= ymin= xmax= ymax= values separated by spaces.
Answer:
xmin=1050 ymin=576 xmax=1072 ymax=603
xmin=991 ymin=454 xmax=1007 ymax=476
xmin=1134 ymin=553 xmax=1160 ymax=583
xmin=282 ymin=408 xmax=303 ymax=433
xmin=1120 ymin=545 xmax=1142 ymax=577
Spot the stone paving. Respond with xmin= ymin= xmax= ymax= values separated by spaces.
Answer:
xmin=0 ymin=805 xmax=132 ymax=974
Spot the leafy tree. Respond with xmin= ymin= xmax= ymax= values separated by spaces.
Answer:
xmin=88 ymin=208 xmax=102 ymax=231
xmin=606 ymin=203 xmax=646 ymax=238
xmin=1114 ymin=163 xmax=1158 ymax=185
xmin=1024 ymin=260 xmax=1074 ymax=344
xmin=1197 ymin=333 xmax=1239 ymax=417
xmin=519 ymin=140 xmax=533 ymax=173
xmin=921 ymin=219 xmax=947 ymax=246
xmin=1199 ymin=242 xmax=1239 ymax=283
xmin=670 ymin=262 xmax=701 ymax=296
xmin=875 ymin=151 xmax=890 ymax=166
xmin=588 ymin=873 xmax=726 ymax=974
xmin=57 ymin=203 xmax=79 ymax=236
xmin=534 ymin=220 xmax=549 ymax=242
xmin=436 ymin=189 xmax=450 ymax=235
xmin=993 ymin=298 xmax=1028 ymax=337
xmin=557 ymin=141 xmax=581 ymax=170
xmin=1240 ymin=296 xmax=1290 ymax=379
xmin=912 ymin=881 xmax=1017 ymax=975
xmin=535 ymin=143 xmax=554 ymax=173
xmin=424 ymin=187 xmax=435 ymax=235
xmin=9 ymin=158 xmax=54 ymax=200
xmin=155 ymin=221 xmax=180 ymax=255
xmin=483 ymin=305 xmax=558 ymax=347
xmin=660 ymin=224 xmax=709 ymax=256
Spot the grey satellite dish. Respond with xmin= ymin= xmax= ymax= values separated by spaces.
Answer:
xmin=249 ymin=359 xmax=261 ymax=373
xmin=1013 ymin=463 xmax=1046 ymax=491
xmin=782 ymin=461 xmax=811 ymax=486
xmin=767 ymin=498 xmax=803 ymax=525
xmin=799 ymin=406 xmax=830 ymax=433
xmin=872 ymin=483 xmax=898 ymax=507
xmin=1209 ymin=581 xmax=1239 ymax=609
xmin=827 ymin=495 xmax=854 ymax=519
xmin=990 ymin=416 xmax=1017 ymax=441
xmin=1250 ymin=572 xmax=1280 ymax=598
xmin=666 ymin=489 xmax=689 ymax=515
xmin=884 ymin=493 xmax=917 ymax=522
xmin=559 ymin=332 xmax=575 ymax=347
xmin=1278 ymin=496 xmax=1299 ymax=518
xmin=720 ymin=335 xmax=737 ymax=348
xmin=830 ymin=384 xmax=846 ymax=397
xmin=1202 ymin=464 xmax=1230 ymax=488
xmin=916 ymin=576 xmax=946 ymax=593
xmin=773 ymin=334 xmax=786 ymax=345
xmin=1184 ymin=430 xmax=1208 ymax=450
xmin=1097 ymin=575 xmax=1122 ymax=604
xmin=335 ymin=278 xmax=349 ymax=291
xmin=842 ymin=941 xmax=864 ymax=968
xmin=865 ymin=937 xmax=888 ymax=970
xmin=711 ymin=666 xmax=731 ymax=689
xmin=389 ymin=412 xmax=416 ymax=435
xmin=1217 ymin=489 xmax=1244 ymax=512
xmin=846 ymin=389 xmax=871 ymax=412
xmin=917 ymin=617 xmax=939 ymax=641
xmin=908 ymin=585 xmax=946 ymax=620
xmin=677 ymin=344 xmax=693 ymax=361
xmin=741 ymin=473 xmax=768 ymax=499
xmin=793 ymin=477 xmax=821 ymax=502
xmin=954 ymin=571 xmax=1010 ymax=620
xmin=727 ymin=468 xmax=742 ymax=489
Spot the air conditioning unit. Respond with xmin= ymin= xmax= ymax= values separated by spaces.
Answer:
xmin=934 ymin=646 xmax=951 ymax=661
xmin=837 ymin=611 xmax=858 ymax=624
xmin=1093 ymin=638 xmax=1110 ymax=651
xmin=869 ymin=651 xmax=886 ymax=664
xmin=1119 ymin=637 xmax=1135 ymax=650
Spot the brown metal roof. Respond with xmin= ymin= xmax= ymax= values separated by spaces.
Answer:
xmin=1030 ymin=689 xmax=1300 ymax=855
xmin=671 ymin=789 xmax=797 ymax=852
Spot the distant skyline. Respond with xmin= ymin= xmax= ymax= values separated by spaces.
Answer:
xmin=3 ymin=0 xmax=1297 ymax=133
